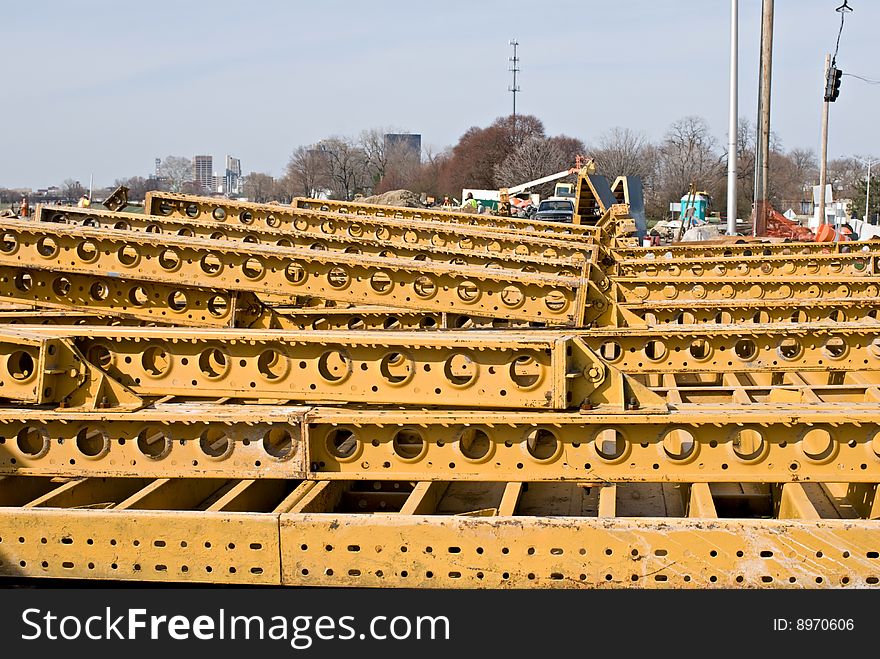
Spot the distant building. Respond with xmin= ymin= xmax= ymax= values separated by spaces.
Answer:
xmin=225 ymin=156 xmax=242 ymax=196
xmin=193 ymin=155 xmax=213 ymax=193
xmin=384 ymin=133 xmax=421 ymax=163
xmin=154 ymin=158 xmax=161 ymax=177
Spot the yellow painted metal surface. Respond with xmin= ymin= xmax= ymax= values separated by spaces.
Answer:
xmin=1 ymin=177 xmax=880 ymax=589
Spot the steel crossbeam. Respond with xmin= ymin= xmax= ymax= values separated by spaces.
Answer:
xmin=0 ymin=323 xmax=877 ymax=412
xmin=1 ymin=386 xmax=880 ymax=480
xmin=288 ymin=196 xmax=600 ymax=240
xmin=40 ymin=204 xmax=595 ymax=273
xmin=0 ymin=218 xmax=589 ymax=325
xmin=613 ymin=249 xmax=879 ymax=280
xmin=0 ymin=262 xmax=263 ymax=327
xmin=146 ymin=191 xmax=599 ymax=247
xmin=0 ymin=475 xmax=878 ymax=588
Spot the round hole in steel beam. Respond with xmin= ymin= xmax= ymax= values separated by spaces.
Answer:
xmin=458 ymin=428 xmax=491 ymax=461
xmin=76 ymin=427 xmax=109 ymax=458
xmin=141 ymin=346 xmax=171 ymax=377
xmin=199 ymin=428 xmax=232 ymax=459
xmin=525 ymin=428 xmax=559 ymax=461
xmin=734 ymin=339 xmax=758 ymax=361
xmin=16 ymin=427 xmax=49 ymax=458
xmin=379 ymin=352 xmax=414 ymax=385
xmin=36 ymin=236 xmax=59 ymax=258
xmin=136 ymin=429 xmax=171 ymax=459
xmin=392 ymin=429 xmax=425 ymax=460
xmin=443 ymin=353 xmax=477 ymax=387
xmin=594 ymin=428 xmax=627 ymax=461
xmin=326 ymin=428 xmax=359 ymax=460
xmin=509 ymin=354 xmax=542 ymax=388
xmin=662 ymin=428 xmax=696 ymax=461
xmin=732 ymin=428 xmax=766 ymax=461
xmin=198 ymin=348 xmax=228 ymax=379
xmin=317 ymin=350 xmax=352 ymax=383
xmin=263 ymin=427 xmax=294 ymax=459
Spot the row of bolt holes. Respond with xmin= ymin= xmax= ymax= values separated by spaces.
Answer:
xmin=82 ymin=346 xmax=543 ymax=391
xmin=599 ymin=338 xmax=880 ymax=364
xmin=3 ymin=537 xmax=264 ymax=574
xmin=4 ymin=427 xmax=294 ymax=461
xmin=15 ymin=561 xmax=264 ymax=576
xmin=167 ymin=203 xmax=563 ymax=247
xmin=302 ymin=570 xmax=872 ymax=585
xmin=26 ymin=233 xmax=560 ymax=312
xmin=325 ymin=427 xmax=874 ymax=464
xmin=10 ymin=271 xmax=229 ymax=318
xmin=130 ymin=219 xmax=561 ymax=263
xmin=652 ymin=310 xmax=878 ymax=325
xmin=295 ymin=544 xmax=880 ymax=584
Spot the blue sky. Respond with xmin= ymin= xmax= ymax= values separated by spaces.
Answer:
xmin=3 ymin=0 xmax=878 ymax=188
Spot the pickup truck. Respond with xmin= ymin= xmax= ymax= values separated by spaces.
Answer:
xmin=533 ymin=197 xmax=575 ymax=223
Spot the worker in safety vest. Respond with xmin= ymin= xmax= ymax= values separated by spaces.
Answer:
xmin=462 ymin=192 xmax=477 ymax=210
xmin=19 ymin=197 xmax=29 ymax=218
xmin=77 ymin=194 xmax=91 ymax=208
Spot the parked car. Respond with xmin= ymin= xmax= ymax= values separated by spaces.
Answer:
xmin=534 ymin=197 xmax=575 ymax=223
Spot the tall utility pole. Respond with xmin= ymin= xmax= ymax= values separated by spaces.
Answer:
xmin=752 ymin=0 xmax=774 ymax=236
xmin=508 ymin=39 xmax=520 ymax=118
xmin=727 ymin=0 xmax=738 ymax=236
xmin=867 ymin=160 xmax=873 ymax=223
xmin=818 ymin=54 xmax=831 ymax=225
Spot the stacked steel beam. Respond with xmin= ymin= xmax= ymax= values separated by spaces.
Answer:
xmin=0 ymin=171 xmax=879 ymax=588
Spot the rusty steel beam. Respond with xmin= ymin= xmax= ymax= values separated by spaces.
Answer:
xmin=146 ymin=191 xmax=599 ymax=248
xmin=0 ymin=263 xmax=265 ymax=328
xmin=288 ymin=196 xmax=601 ymax=240
xmin=1 ymin=475 xmax=879 ymax=588
xmin=2 ymin=322 xmax=878 ymax=410
xmin=303 ymin=404 xmax=880 ymax=482
xmin=38 ymin=204 xmax=594 ymax=275
xmin=0 ymin=396 xmax=879 ymax=481
xmin=613 ymin=305 xmax=880 ymax=327
xmin=615 ymin=240 xmax=880 ymax=261
xmin=613 ymin=276 xmax=880 ymax=305
xmin=613 ymin=249 xmax=879 ymax=280
xmin=0 ymin=403 xmax=306 ymax=478
xmin=0 ymin=217 xmax=590 ymax=325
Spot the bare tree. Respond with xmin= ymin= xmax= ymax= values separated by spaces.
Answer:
xmin=828 ymin=157 xmax=866 ymax=200
xmin=157 ymin=156 xmax=192 ymax=193
xmin=591 ymin=127 xmax=654 ymax=179
xmin=242 ymin=172 xmax=275 ymax=203
xmin=113 ymin=176 xmax=160 ymax=201
xmin=61 ymin=179 xmax=86 ymax=201
xmin=359 ymin=127 xmax=404 ymax=186
xmin=284 ymin=145 xmax=329 ymax=198
xmin=317 ymin=137 xmax=370 ymax=200
xmin=656 ymin=116 xmax=724 ymax=208
xmin=493 ymin=137 xmax=572 ymax=197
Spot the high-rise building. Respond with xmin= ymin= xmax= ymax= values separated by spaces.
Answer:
xmin=225 ymin=156 xmax=242 ymax=196
xmin=193 ymin=155 xmax=213 ymax=193
xmin=384 ymin=133 xmax=422 ymax=163
xmin=154 ymin=158 xmax=161 ymax=177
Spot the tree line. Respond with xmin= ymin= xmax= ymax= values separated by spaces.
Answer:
xmin=4 ymin=114 xmax=874 ymax=221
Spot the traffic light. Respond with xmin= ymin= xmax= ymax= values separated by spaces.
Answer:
xmin=824 ymin=66 xmax=843 ymax=102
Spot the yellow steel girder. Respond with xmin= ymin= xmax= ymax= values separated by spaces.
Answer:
xmin=38 ymin=204 xmax=593 ymax=275
xmin=1 ymin=476 xmax=878 ymax=588
xmin=0 ymin=218 xmax=589 ymax=325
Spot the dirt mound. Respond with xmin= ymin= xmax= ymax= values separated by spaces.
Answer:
xmin=356 ymin=190 xmax=425 ymax=208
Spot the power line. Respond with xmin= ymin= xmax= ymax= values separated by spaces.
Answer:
xmin=843 ymin=72 xmax=880 ymax=85
xmin=831 ymin=0 xmax=852 ymax=66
